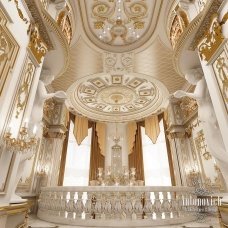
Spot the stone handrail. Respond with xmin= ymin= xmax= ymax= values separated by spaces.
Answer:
xmin=38 ymin=186 xmax=196 ymax=227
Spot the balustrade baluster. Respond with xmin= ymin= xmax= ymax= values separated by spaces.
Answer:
xmin=94 ymin=193 xmax=102 ymax=219
xmin=74 ymin=191 xmax=84 ymax=219
xmin=143 ymin=192 xmax=153 ymax=219
xmin=84 ymin=192 xmax=93 ymax=219
xmin=154 ymin=192 xmax=162 ymax=219
xmin=134 ymin=192 xmax=143 ymax=219
xmin=104 ymin=192 xmax=112 ymax=219
xmin=124 ymin=192 xmax=133 ymax=219
xmin=113 ymin=192 xmax=122 ymax=219
xmin=66 ymin=191 xmax=74 ymax=219
xmin=162 ymin=191 xmax=171 ymax=219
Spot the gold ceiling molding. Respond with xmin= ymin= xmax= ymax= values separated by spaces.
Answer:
xmin=172 ymin=0 xmax=224 ymax=77
xmin=24 ymin=0 xmax=53 ymax=50
xmin=66 ymin=73 xmax=169 ymax=122
xmin=0 ymin=8 xmax=19 ymax=97
xmin=78 ymin=0 xmax=163 ymax=52
xmin=25 ymin=0 xmax=70 ymax=78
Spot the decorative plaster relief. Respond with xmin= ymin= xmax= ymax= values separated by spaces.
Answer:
xmin=104 ymin=52 xmax=134 ymax=73
xmin=66 ymin=73 xmax=169 ymax=122
xmin=0 ymin=8 xmax=19 ymax=97
xmin=28 ymin=23 xmax=48 ymax=64
xmin=212 ymin=49 xmax=228 ymax=112
xmin=79 ymin=0 xmax=162 ymax=52
xmin=15 ymin=57 xmax=36 ymax=118
xmin=198 ymin=13 xmax=224 ymax=61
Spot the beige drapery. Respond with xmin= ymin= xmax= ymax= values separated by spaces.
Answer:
xmin=96 ymin=122 xmax=106 ymax=156
xmin=127 ymin=121 xmax=137 ymax=154
xmin=145 ymin=115 xmax=160 ymax=144
xmin=128 ymin=122 xmax=144 ymax=182
xmin=73 ymin=115 xmax=88 ymax=145
xmin=89 ymin=122 xmax=105 ymax=181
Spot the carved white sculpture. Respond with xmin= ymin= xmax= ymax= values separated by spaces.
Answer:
xmin=174 ymin=68 xmax=228 ymax=187
xmin=10 ymin=74 xmax=66 ymax=203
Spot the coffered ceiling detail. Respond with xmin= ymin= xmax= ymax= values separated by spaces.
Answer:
xmin=79 ymin=0 xmax=163 ymax=52
xmin=66 ymin=73 xmax=169 ymax=122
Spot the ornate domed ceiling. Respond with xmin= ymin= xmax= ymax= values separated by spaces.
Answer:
xmin=66 ymin=73 xmax=169 ymax=122
xmin=79 ymin=0 xmax=162 ymax=52
xmin=52 ymin=0 xmax=186 ymax=123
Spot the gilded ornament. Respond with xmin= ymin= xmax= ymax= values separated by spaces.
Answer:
xmin=134 ymin=21 xmax=144 ymax=29
xmin=28 ymin=24 xmax=48 ymax=64
xmin=16 ymin=61 xmax=35 ymax=118
xmin=94 ymin=21 xmax=105 ymax=29
xmin=0 ymin=9 xmax=19 ymax=97
xmin=198 ymin=13 xmax=225 ymax=61
xmin=9 ymin=0 xmax=29 ymax=24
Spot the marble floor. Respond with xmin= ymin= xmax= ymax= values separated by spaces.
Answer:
xmin=28 ymin=215 xmax=221 ymax=228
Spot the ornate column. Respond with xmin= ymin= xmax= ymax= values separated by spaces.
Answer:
xmin=38 ymin=97 xmax=67 ymax=187
xmin=167 ymin=98 xmax=197 ymax=186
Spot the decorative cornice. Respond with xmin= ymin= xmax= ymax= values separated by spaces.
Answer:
xmin=173 ymin=0 xmax=224 ymax=76
xmin=189 ymin=0 xmax=224 ymax=50
xmin=24 ymin=0 xmax=54 ymax=50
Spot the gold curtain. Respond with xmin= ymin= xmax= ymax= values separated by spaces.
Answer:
xmin=127 ymin=121 xmax=137 ymax=154
xmin=145 ymin=115 xmax=160 ymax=144
xmin=128 ymin=122 xmax=144 ymax=182
xmin=163 ymin=112 xmax=176 ymax=186
xmin=58 ymin=111 xmax=71 ymax=186
xmin=96 ymin=122 xmax=106 ymax=156
xmin=89 ymin=122 xmax=105 ymax=181
xmin=73 ymin=115 xmax=88 ymax=145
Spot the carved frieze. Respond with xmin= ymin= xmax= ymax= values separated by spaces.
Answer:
xmin=28 ymin=23 xmax=48 ymax=64
xmin=198 ymin=13 xmax=225 ymax=61
xmin=104 ymin=52 xmax=134 ymax=73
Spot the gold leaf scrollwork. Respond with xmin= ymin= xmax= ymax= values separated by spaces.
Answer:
xmin=16 ymin=61 xmax=35 ymax=118
xmin=28 ymin=24 xmax=48 ymax=64
xmin=198 ymin=13 xmax=224 ymax=61
xmin=216 ymin=55 xmax=228 ymax=103
xmin=9 ymin=0 xmax=29 ymax=24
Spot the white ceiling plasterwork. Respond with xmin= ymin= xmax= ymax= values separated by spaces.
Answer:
xmin=66 ymin=73 xmax=169 ymax=122
xmin=79 ymin=0 xmax=163 ymax=52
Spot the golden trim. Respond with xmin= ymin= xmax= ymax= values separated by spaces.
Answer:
xmin=28 ymin=23 xmax=48 ymax=64
xmin=15 ymin=58 xmax=36 ymax=118
xmin=0 ymin=8 xmax=19 ymax=97
xmin=9 ymin=0 xmax=29 ymax=24
xmin=198 ymin=13 xmax=224 ymax=61
xmin=0 ymin=201 xmax=31 ymax=215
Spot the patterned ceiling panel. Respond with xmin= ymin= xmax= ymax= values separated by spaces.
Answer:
xmin=134 ymin=38 xmax=185 ymax=93
xmin=66 ymin=73 xmax=169 ymax=122
xmin=79 ymin=0 xmax=163 ymax=52
xmin=52 ymin=38 xmax=103 ymax=91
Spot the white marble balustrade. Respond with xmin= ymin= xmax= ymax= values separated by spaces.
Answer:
xmin=37 ymin=186 xmax=196 ymax=227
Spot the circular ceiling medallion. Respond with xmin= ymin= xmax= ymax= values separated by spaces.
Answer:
xmin=66 ymin=73 xmax=169 ymax=122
